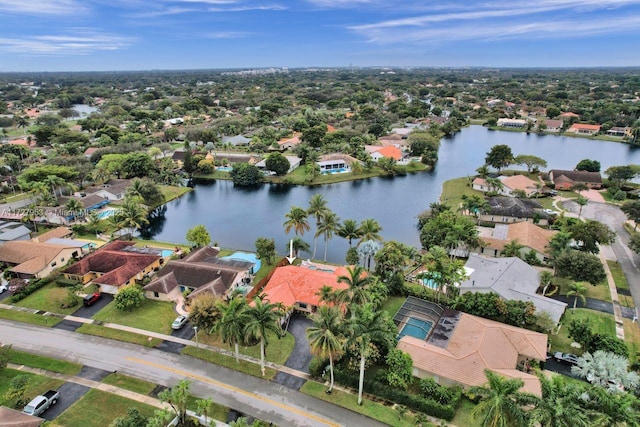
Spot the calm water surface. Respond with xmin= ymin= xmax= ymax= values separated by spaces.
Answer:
xmin=143 ymin=126 xmax=640 ymax=263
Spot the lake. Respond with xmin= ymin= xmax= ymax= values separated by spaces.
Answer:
xmin=142 ymin=126 xmax=640 ymax=263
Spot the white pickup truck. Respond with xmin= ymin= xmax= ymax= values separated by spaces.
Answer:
xmin=22 ymin=389 xmax=59 ymax=416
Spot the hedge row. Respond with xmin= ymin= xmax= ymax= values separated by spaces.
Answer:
xmin=10 ymin=278 xmax=52 ymax=302
xmin=333 ymin=368 xmax=455 ymax=421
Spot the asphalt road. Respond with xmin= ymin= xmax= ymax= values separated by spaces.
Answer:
xmin=0 ymin=319 xmax=387 ymax=427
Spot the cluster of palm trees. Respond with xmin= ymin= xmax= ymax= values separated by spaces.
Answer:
xmin=283 ymin=194 xmax=383 ymax=262
xmin=306 ymin=265 xmax=395 ymax=405
xmin=471 ymin=369 xmax=640 ymax=427
xmin=107 ymin=195 xmax=150 ymax=237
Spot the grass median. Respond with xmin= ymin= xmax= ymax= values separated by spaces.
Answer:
xmin=0 ymin=308 xmax=62 ymax=327
xmin=8 ymin=349 xmax=82 ymax=375
xmin=76 ymin=323 xmax=162 ymax=347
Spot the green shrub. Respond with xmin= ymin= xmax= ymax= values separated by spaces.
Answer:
xmin=308 ymin=356 xmax=328 ymax=379
xmin=56 ymin=278 xmax=80 ymax=287
xmin=10 ymin=278 xmax=52 ymax=302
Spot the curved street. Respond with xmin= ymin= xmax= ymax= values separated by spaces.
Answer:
xmin=0 ymin=319 xmax=387 ymax=427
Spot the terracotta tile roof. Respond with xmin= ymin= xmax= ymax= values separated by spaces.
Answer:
xmin=84 ymin=147 xmax=99 ymax=156
xmin=398 ymin=312 xmax=547 ymax=396
xmin=63 ymin=241 xmax=160 ymax=287
xmin=326 ymin=124 xmax=336 ymax=133
xmin=0 ymin=406 xmax=44 ymax=426
xmin=34 ymin=227 xmax=72 ymax=242
xmin=544 ymin=119 xmax=563 ymax=129
xmin=569 ymin=123 xmax=601 ymax=131
xmin=481 ymin=222 xmax=556 ymax=255
xmin=375 ymin=145 xmax=403 ymax=160
xmin=0 ymin=240 xmax=76 ymax=274
xmin=277 ymin=136 xmax=301 ymax=146
xmin=500 ymin=175 xmax=539 ymax=196
xmin=559 ymin=112 xmax=580 ymax=118
xmin=261 ymin=264 xmax=351 ymax=307
xmin=473 ymin=177 xmax=487 ymax=186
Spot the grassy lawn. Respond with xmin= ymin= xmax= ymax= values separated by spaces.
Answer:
xmin=0 ymin=192 xmax=31 ymax=204
xmin=623 ymin=318 xmax=640 ymax=360
xmin=300 ymin=381 xmax=423 ymax=427
xmin=253 ymin=258 xmax=280 ymax=285
xmin=133 ymin=238 xmax=190 ymax=250
xmin=556 ymin=277 xmax=611 ymax=303
xmin=440 ymin=177 xmax=484 ymax=210
xmin=182 ymin=346 xmax=276 ymax=379
xmin=54 ymin=389 xmax=157 ymax=427
xmin=102 ymin=373 xmax=156 ymax=395
xmin=193 ymin=329 xmax=295 ymax=365
xmin=76 ymin=323 xmax=162 ymax=347
xmin=607 ymin=260 xmax=635 ymax=307
xmin=381 ymin=296 xmax=406 ymax=318
xmin=8 ymin=349 xmax=82 ymax=375
xmin=14 ymin=282 xmax=83 ymax=315
xmin=159 ymin=185 xmax=192 ymax=203
xmin=185 ymin=394 xmax=229 ymax=422
xmin=550 ymin=308 xmax=616 ymax=354
xmin=93 ymin=299 xmax=177 ymax=334
xmin=0 ymin=308 xmax=62 ymax=326
xmin=451 ymin=397 xmax=481 ymax=427
xmin=0 ymin=369 xmax=65 ymax=409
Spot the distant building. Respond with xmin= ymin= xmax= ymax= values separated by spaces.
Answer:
xmin=566 ymin=123 xmax=601 ymax=135
xmin=497 ymin=118 xmax=526 ymax=128
xmin=549 ymin=170 xmax=602 ymax=190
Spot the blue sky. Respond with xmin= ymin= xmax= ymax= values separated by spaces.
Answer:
xmin=1 ymin=0 xmax=640 ymax=71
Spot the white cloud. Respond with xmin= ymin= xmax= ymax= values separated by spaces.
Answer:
xmin=0 ymin=31 xmax=133 ymax=54
xmin=206 ymin=31 xmax=252 ymax=38
xmin=208 ymin=4 xmax=286 ymax=12
xmin=0 ymin=0 xmax=85 ymax=15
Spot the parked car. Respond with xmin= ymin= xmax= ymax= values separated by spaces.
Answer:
xmin=553 ymin=352 xmax=579 ymax=365
xmin=171 ymin=315 xmax=188 ymax=330
xmin=0 ymin=283 xmax=7 ymax=293
xmin=543 ymin=208 xmax=559 ymax=215
xmin=83 ymin=292 xmax=102 ymax=307
xmin=23 ymin=389 xmax=59 ymax=416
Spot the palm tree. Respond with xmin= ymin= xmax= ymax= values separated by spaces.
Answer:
xmin=567 ymin=282 xmax=587 ymax=312
xmin=539 ymin=270 xmax=554 ymax=296
xmin=502 ymin=239 xmax=524 ymax=258
xmin=43 ymin=174 xmax=65 ymax=199
xmin=317 ymin=211 xmax=340 ymax=262
xmin=307 ymin=194 xmax=329 ymax=259
xmin=28 ymin=181 xmax=48 ymax=204
xmin=528 ymin=373 xmax=590 ymax=427
xmin=93 ymin=167 xmax=111 ymax=184
xmin=316 ymin=284 xmax=339 ymax=304
xmin=215 ymin=297 xmax=251 ymax=363
xmin=117 ymin=198 xmax=149 ymax=237
xmin=345 ymin=304 xmax=395 ymax=405
xmin=283 ymin=206 xmax=310 ymax=237
xmin=87 ymin=211 xmax=101 ymax=234
xmin=306 ymin=305 xmax=344 ymax=393
xmin=476 ymin=164 xmax=490 ymax=179
xmin=65 ymin=198 xmax=84 ymax=223
xmin=357 ymin=218 xmax=382 ymax=246
xmin=418 ymin=245 xmax=466 ymax=302
xmin=337 ymin=219 xmax=362 ymax=247
xmin=126 ymin=178 xmax=146 ymax=200
xmin=244 ymin=296 xmax=284 ymax=376
xmin=469 ymin=369 xmax=532 ymax=427
xmin=586 ymin=384 xmax=640 ymax=426
xmin=336 ymin=265 xmax=376 ymax=315
xmin=289 ymin=236 xmax=310 ymax=258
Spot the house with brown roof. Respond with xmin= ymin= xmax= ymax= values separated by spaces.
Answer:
xmin=566 ymin=123 xmax=601 ymax=135
xmin=0 ymin=240 xmax=81 ymax=279
xmin=62 ymin=241 xmax=163 ymax=294
xmin=260 ymin=262 xmax=350 ymax=313
xmin=0 ymin=406 xmax=44 ymax=426
xmin=479 ymin=197 xmax=552 ymax=226
xmin=32 ymin=227 xmax=72 ymax=243
xmin=542 ymin=119 xmax=563 ymax=132
xmin=143 ymin=246 xmax=254 ymax=302
xmin=83 ymin=179 xmax=133 ymax=201
xmin=459 ymin=254 xmax=567 ymax=324
xmin=474 ymin=222 xmax=556 ymax=263
xmin=549 ymin=169 xmax=602 ymax=190
xmin=395 ymin=297 xmax=547 ymax=396
xmin=277 ymin=135 xmax=301 ymax=151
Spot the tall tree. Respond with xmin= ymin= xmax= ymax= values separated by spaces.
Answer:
xmin=357 ymin=218 xmax=382 ymax=246
xmin=185 ymin=224 xmax=211 ymax=247
xmin=283 ymin=206 xmax=310 ymax=237
xmin=621 ymin=200 xmax=640 ymax=230
xmin=502 ymin=239 xmax=524 ymax=258
xmin=514 ymin=154 xmax=547 ymax=172
xmin=528 ymin=373 xmax=590 ymax=427
xmin=215 ymin=296 xmax=251 ymax=363
xmin=418 ymin=245 xmax=466 ymax=302
xmin=567 ymin=282 xmax=587 ymax=312
xmin=337 ymin=219 xmax=362 ymax=247
xmin=65 ymin=198 xmax=84 ymax=223
xmin=336 ymin=265 xmax=376 ymax=315
xmin=115 ymin=197 xmax=149 ymax=237
xmin=345 ymin=304 xmax=395 ymax=405
xmin=575 ymin=195 xmax=588 ymax=218
xmin=307 ymin=194 xmax=329 ymax=259
xmin=469 ymin=370 xmax=532 ymax=427
xmin=306 ymin=305 xmax=344 ymax=393
xmin=244 ymin=296 xmax=283 ymax=376
xmin=317 ymin=211 xmax=340 ymax=262
xmin=485 ymin=144 xmax=514 ymax=172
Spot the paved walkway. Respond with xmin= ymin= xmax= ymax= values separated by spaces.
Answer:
xmin=8 ymin=363 xmax=229 ymax=426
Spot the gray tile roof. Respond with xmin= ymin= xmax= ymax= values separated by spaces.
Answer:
xmin=460 ymin=253 xmax=566 ymax=324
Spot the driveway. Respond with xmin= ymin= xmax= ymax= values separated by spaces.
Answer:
xmin=578 ymin=189 xmax=605 ymax=203
xmin=273 ymin=313 xmax=314 ymax=390
xmin=40 ymin=381 xmax=90 ymax=421
xmin=156 ymin=323 xmax=195 ymax=354
xmin=71 ymin=294 xmax=114 ymax=319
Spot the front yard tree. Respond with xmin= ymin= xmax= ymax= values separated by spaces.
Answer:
xmin=265 ymin=152 xmax=290 ymax=176
xmin=514 ymin=154 xmax=547 ymax=172
xmin=156 ymin=379 xmax=191 ymax=426
xmin=571 ymin=351 xmax=640 ymax=392
xmin=114 ymin=285 xmax=145 ymax=311
xmin=307 ymin=305 xmax=344 ymax=393
xmin=576 ymin=159 xmax=601 ymax=172
xmin=189 ymin=294 xmax=222 ymax=333
xmin=255 ymin=237 xmax=276 ymax=264
xmin=469 ymin=370 xmax=531 ymax=427
xmin=554 ymin=250 xmax=606 ymax=284
xmin=629 ymin=233 xmax=640 ymax=254
xmin=485 ymin=144 xmax=514 ymax=172
xmin=244 ymin=296 xmax=283 ymax=376
xmin=528 ymin=374 xmax=590 ymax=427
xmin=215 ymin=296 xmax=251 ymax=363
xmin=567 ymin=282 xmax=587 ymax=312
xmin=186 ymin=224 xmax=211 ymax=247
xmin=385 ymin=349 xmax=413 ymax=390
xmin=111 ymin=408 xmax=149 ymax=427
xmin=569 ymin=220 xmax=615 ymax=254
xmin=229 ymin=163 xmax=263 ymax=186
xmin=621 ymin=200 xmax=640 ymax=230
xmin=575 ymin=195 xmax=588 ymax=218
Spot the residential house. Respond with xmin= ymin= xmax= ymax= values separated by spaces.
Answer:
xmin=0 ymin=240 xmax=81 ymax=279
xmin=368 ymin=145 xmax=404 ymax=162
xmin=62 ymin=241 xmax=163 ymax=294
xmin=277 ymin=135 xmax=302 ymax=151
xmin=475 ymin=222 xmax=556 ymax=263
xmin=459 ymin=254 xmax=567 ymax=324
xmin=607 ymin=127 xmax=633 ymax=138
xmin=317 ymin=153 xmax=361 ymax=173
xmin=549 ymin=170 xmax=603 ymax=190
xmin=222 ymin=135 xmax=251 ymax=147
xmin=473 ymin=175 xmax=540 ymax=197
xmin=58 ymin=194 xmax=110 ymax=222
xmin=566 ymin=123 xmax=601 ymax=135
xmin=32 ymin=227 xmax=72 ymax=243
xmin=143 ymin=246 xmax=254 ymax=302
xmin=542 ymin=119 xmax=563 ymax=132
xmin=558 ymin=112 xmax=580 ymax=120
xmin=171 ymin=150 xmax=187 ymax=168
xmin=479 ymin=197 xmax=552 ymax=226
xmin=0 ymin=220 xmax=31 ymax=245
xmin=259 ymin=262 xmax=350 ymax=313
xmin=497 ymin=118 xmax=526 ymax=128
xmin=83 ymin=147 xmax=100 ymax=159
xmin=0 ymin=406 xmax=44 ymax=426
xmin=395 ymin=297 xmax=547 ymax=396
xmin=83 ymin=179 xmax=133 ymax=201
xmin=255 ymin=155 xmax=302 ymax=174
xmin=390 ymin=127 xmax=412 ymax=138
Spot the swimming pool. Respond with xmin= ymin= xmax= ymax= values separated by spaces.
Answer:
xmin=97 ymin=209 xmax=117 ymax=220
xmin=221 ymin=251 xmax=261 ymax=273
xmin=398 ymin=317 xmax=433 ymax=341
xmin=161 ymin=249 xmax=174 ymax=257
xmin=321 ymin=168 xmax=348 ymax=174
xmin=216 ymin=166 xmax=233 ymax=172
xmin=421 ymin=277 xmax=438 ymax=290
